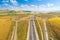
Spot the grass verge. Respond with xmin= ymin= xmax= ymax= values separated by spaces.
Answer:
xmin=17 ymin=20 xmax=29 ymax=40
xmin=48 ymin=17 xmax=60 ymax=40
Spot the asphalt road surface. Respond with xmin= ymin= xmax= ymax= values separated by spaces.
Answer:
xmin=27 ymin=16 xmax=39 ymax=40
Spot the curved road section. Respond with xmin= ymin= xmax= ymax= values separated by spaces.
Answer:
xmin=27 ymin=16 xmax=39 ymax=40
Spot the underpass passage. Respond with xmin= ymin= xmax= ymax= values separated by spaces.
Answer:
xmin=28 ymin=17 xmax=39 ymax=40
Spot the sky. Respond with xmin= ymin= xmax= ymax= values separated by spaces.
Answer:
xmin=0 ymin=0 xmax=60 ymax=12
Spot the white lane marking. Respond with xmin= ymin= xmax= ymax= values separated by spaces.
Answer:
xmin=31 ymin=22 xmax=34 ymax=40
xmin=26 ymin=20 xmax=30 ymax=40
xmin=43 ymin=20 xmax=49 ymax=40
xmin=36 ymin=19 xmax=44 ymax=40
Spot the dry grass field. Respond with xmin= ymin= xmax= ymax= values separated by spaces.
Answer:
xmin=48 ymin=17 xmax=60 ymax=39
xmin=17 ymin=20 xmax=28 ymax=40
xmin=0 ymin=16 xmax=13 ymax=40
xmin=1 ymin=10 xmax=60 ymax=40
xmin=34 ymin=17 xmax=44 ymax=40
xmin=0 ymin=13 xmax=31 ymax=40
xmin=35 ymin=14 xmax=60 ymax=40
xmin=17 ymin=17 xmax=30 ymax=40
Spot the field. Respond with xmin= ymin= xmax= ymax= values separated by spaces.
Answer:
xmin=0 ymin=14 xmax=30 ymax=40
xmin=48 ymin=17 xmax=60 ymax=40
xmin=0 ymin=10 xmax=60 ymax=40
xmin=35 ymin=13 xmax=60 ymax=40
xmin=0 ymin=16 xmax=14 ymax=40
xmin=34 ymin=17 xmax=44 ymax=40
xmin=17 ymin=15 xmax=31 ymax=40
xmin=0 ymin=10 xmax=31 ymax=15
xmin=17 ymin=19 xmax=29 ymax=40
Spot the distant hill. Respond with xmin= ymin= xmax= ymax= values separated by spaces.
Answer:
xmin=0 ymin=10 xmax=30 ymax=15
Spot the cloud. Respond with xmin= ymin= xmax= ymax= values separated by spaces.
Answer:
xmin=20 ymin=5 xmax=29 ymax=8
xmin=0 ymin=2 xmax=60 ymax=12
xmin=38 ymin=7 xmax=60 ymax=12
xmin=19 ymin=4 xmax=60 ymax=12
xmin=47 ymin=3 xmax=54 ymax=7
xmin=20 ymin=5 xmax=38 ymax=11
xmin=10 ymin=0 xmax=18 ymax=6
xmin=2 ymin=0 xmax=9 ymax=2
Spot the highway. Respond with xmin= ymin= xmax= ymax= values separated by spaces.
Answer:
xmin=27 ymin=16 xmax=39 ymax=40
xmin=10 ymin=16 xmax=57 ymax=40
